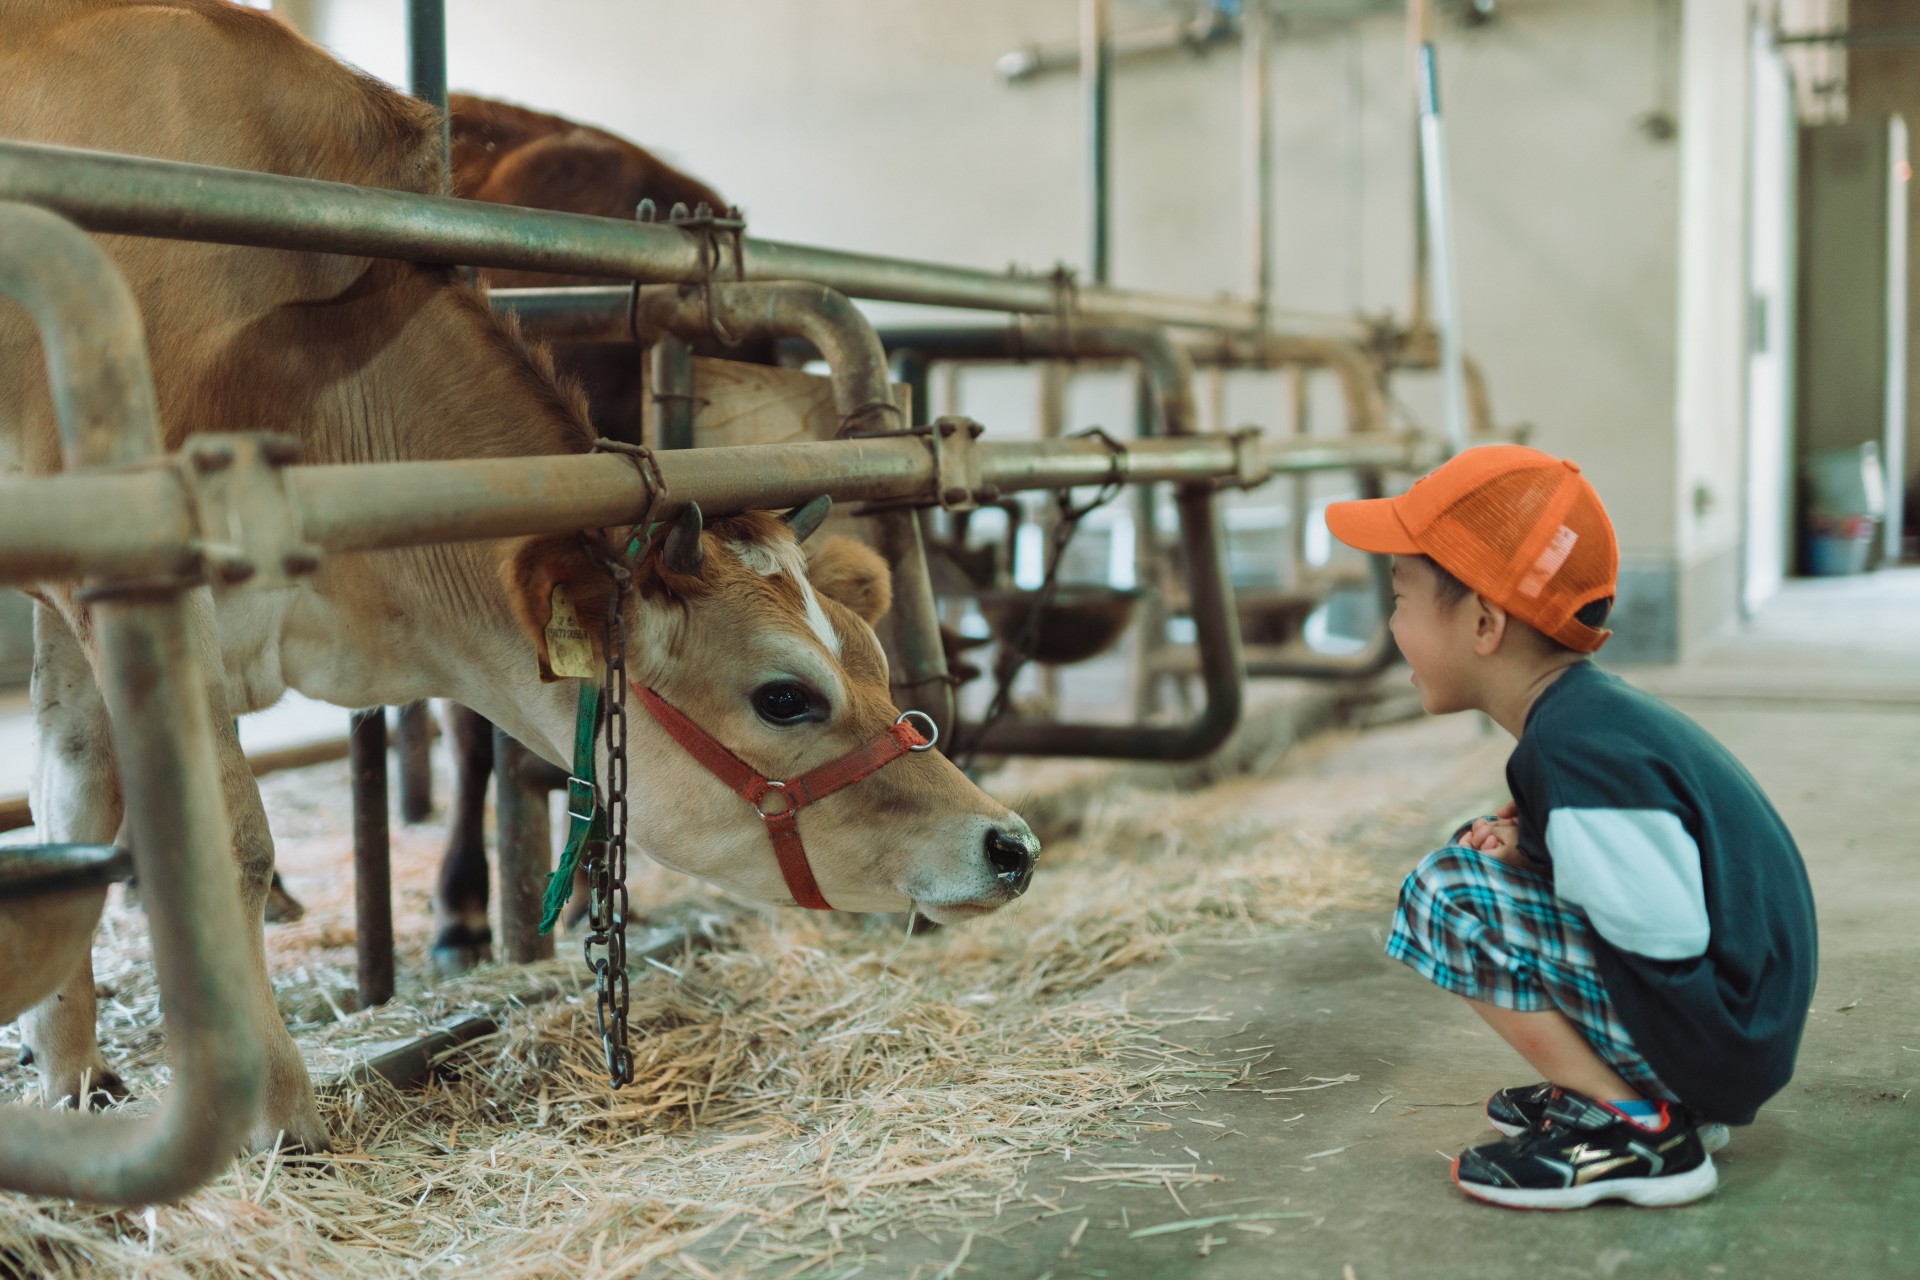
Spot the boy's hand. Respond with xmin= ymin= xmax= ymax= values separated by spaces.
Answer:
xmin=1465 ymin=803 xmax=1523 ymax=866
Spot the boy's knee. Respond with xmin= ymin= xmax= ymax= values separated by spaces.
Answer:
xmin=1402 ymin=846 xmax=1492 ymax=900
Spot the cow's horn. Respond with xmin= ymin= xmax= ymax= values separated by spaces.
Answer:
xmin=782 ymin=495 xmax=833 ymax=543
xmin=663 ymin=502 xmax=705 ymax=577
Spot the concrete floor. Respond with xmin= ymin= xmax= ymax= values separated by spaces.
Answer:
xmin=872 ymin=571 xmax=1920 ymax=1280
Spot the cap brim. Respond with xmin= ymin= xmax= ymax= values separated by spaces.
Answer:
xmin=1324 ymin=497 xmax=1421 ymax=555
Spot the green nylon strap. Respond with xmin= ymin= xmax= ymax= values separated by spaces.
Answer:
xmin=536 ymin=522 xmax=656 ymax=936
xmin=539 ymin=679 xmax=603 ymax=935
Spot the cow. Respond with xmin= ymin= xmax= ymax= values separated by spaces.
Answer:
xmin=426 ymin=95 xmax=768 ymax=972
xmin=0 ymin=0 xmax=1038 ymax=1153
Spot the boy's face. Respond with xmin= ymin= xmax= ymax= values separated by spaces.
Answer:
xmin=1388 ymin=555 xmax=1483 ymax=715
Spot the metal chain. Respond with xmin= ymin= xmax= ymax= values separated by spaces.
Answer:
xmin=586 ymin=546 xmax=634 ymax=1089
xmin=956 ymin=429 xmax=1128 ymax=772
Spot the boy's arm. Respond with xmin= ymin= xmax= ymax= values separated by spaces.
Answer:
xmin=1544 ymin=807 xmax=1710 ymax=960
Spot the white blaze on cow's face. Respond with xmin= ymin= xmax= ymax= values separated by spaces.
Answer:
xmin=511 ymin=509 xmax=1038 ymax=920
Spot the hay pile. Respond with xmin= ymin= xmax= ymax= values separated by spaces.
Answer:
xmin=0 ymin=723 xmax=1480 ymax=1279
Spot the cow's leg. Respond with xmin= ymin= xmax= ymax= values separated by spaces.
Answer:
xmin=20 ymin=602 xmax=127 ymax=1109
xmin=431 ymin=702 xmax=494 ymax=974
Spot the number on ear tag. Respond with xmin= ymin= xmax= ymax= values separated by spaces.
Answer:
xmin=545 ymin=586 xmax=598 ymax=679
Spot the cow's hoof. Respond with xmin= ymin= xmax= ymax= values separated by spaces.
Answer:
xmin=17 ymin=1045 xmax=32 ymax=1068
xmin=51 ymin=1063 xmax=129 ymax=1111
xmin=264 ymin=872 xmax=307 ymax=924
xmin=431 ymin=922 xmax=492 ymax=976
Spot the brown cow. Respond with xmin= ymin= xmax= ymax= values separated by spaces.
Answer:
xmin=0 ymin=0 xmax=1036 ymax=1153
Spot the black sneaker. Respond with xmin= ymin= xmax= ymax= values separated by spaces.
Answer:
xmin=1454 ymin=1087 xmax=1718 ymax=1209
xmin=1487 ymin=1081 xmax=1729 ymax=1152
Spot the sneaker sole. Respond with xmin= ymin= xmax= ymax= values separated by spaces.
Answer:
xmin=1452 ymin=1154 xmax=1719 ymax=1210
xmin=1486 ymin=1118 xmax=1731 ymax=1154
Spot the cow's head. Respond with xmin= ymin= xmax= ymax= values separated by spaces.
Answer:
xmin=505 ymin=502 xmax=1037 ymax=921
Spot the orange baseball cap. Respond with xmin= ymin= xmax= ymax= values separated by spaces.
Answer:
xmin=1325 ymin=444 xmax=1619 ymax=653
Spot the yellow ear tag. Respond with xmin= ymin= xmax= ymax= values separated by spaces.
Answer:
xmin=544 ymin=585 xmax=598 ymax=679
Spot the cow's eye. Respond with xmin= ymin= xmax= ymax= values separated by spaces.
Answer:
xmin=752 ymin=681 xmax=822 ymax=725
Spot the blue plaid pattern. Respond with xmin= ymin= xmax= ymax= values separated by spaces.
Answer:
xmin=1386 ymin=845 xmax=1677 ymax=1103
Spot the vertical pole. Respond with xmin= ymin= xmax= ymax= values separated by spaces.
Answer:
xmin=1082 ymin=0 xmax=1114 ymax=284
xmin=1130 ymin=369 xmax=1165 ymax=718
xmin=407 ymin=0 xmax=450 ymax=189
xmin=651 ymin=337 xmax=697 ymax=450
xmin=395 ymin=700 xmax=433 ymax=823
xmin=1407 ymin=0 xmax=1433 ymax=338
xmin=1289 ymin=364 xmax=1312 ymax=592
xmin=348 ymin=708 xmax=394 ymax=1008
xmin=493 ymin=727 xmax=556 ymax=964
xmin=1417 ymin=43 xmax=1471 ymax=454
xmin=1244 ymin=0 xmax=1275 ymax=332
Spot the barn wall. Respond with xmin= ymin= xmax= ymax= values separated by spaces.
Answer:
xmin=292 ymin=0 xmax=1731 ymax=660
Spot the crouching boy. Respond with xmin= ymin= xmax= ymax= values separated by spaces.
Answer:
xmin=1325 ymin=445 xmax=1817 ymax=1209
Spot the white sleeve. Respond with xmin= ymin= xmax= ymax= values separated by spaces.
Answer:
xmin=1543 ymin=808 xmax=1710 ymax=960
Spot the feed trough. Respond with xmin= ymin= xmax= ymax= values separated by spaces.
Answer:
xmin=975 ymin=585 xmax=1146 ymax=666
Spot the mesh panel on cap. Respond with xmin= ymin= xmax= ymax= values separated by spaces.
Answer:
xmin=1418 ymin=459 xmax=1618 ymax=650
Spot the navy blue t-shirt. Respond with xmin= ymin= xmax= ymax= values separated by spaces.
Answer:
xmin=1505 ymin=661 xmax=1818 ymax=1125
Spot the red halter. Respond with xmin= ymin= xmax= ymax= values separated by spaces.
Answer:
xmin=630 ymin=683 xmax=936 ymax=910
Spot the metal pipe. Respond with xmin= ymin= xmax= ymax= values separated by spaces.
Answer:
xmin=493 ymin=726 xmax=556 ymax=965
xmin=0 ymin=203 xmax=263 ymax=1203
xmin=882 ymin=321 xmax=1245 ymax=761
xmin=626 ymin=283 xmax=950 ymax=733
xmin=406 ymin=0 xmax=450 ymax=189
xmin=649 ymin=335 xmax=696 ymax=450
xmin=0 ymin=140 xmax=1334 ymax=335
xmin=1083 ymin=0 xmax=1114 ymax=285
xmin=998 ymin=5 xmax=1239 ymax=82
xmin=1417 ymin=43 xmax=1470 ymax=453
xmin=395 ymin=701 xmax=434 ymax=823
xmin=0 ymin=429 xmax=1433 ymax=587
xmin=347 ymin=708 xmax=395 ymax=1007
xmin=1244 ymin=0 xmax=1275 ymax=330
xmin=1407 ymin=0 xmax=1434 ymax=338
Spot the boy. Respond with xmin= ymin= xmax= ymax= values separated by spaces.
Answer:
xmin=1325 ymin=445 xmax=1817 ymax=1210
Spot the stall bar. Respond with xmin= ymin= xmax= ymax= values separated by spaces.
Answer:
xmin=0 ymin=429 xmax=1430 ymax=586
xmin=0 ymin=138 xmax=1366 ymax=340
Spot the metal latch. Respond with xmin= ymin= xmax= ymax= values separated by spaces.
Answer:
xmin=918 ymin=415 xmax=990 ymax=511
xmin=178 ymin=433 xmax=321 ymax=590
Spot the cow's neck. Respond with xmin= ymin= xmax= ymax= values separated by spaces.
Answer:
xmin=277 ymin=275 xmax=596 ymax=763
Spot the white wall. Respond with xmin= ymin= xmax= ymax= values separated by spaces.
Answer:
xmin=296 ymin=0 xmax=1721 ymax=650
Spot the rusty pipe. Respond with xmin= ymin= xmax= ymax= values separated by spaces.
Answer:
xmin=879 ymin=320 xmax=1245 ymax=761
xmin=626 ymin=283 xmax=950 ymax=735
xmin=0 ymin=203 xmax=264 ymax=1203
xmin=0 ymin=139 xmax=1376 ymax=337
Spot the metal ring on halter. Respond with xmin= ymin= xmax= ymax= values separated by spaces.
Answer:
xmin=752 ymin=779 xmax=792 ymax=818
xmin=895 ymin=710 xmax=939 ymax=752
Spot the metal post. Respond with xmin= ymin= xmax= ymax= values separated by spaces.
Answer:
xmin=1407 ymin=0 xmax=1434 ymax=339
xmin=1130 ymin=370 xmax=1166 ymax=718
xmin=0 ymin=139 xmax=1334 ymax=336
xmin=650 ymin=335 xmax=696 ymax=450
xmin=1417 ymin=43 xmax=1471 ymax=454
xmin=493 ymin=726 xmax=559 ymax=963
xmin=1083 ymin=0 xmax=1115 ymax=284
xmin=883 ymin=322 xmax=1246 ymax=761
xmin=395 ymin=700 xmax=433 ymax=823
xmin=348 ymin=708 xmax=394 ymax=1008
xmin=0 ymin=203 xmax=262 ymax=1204
xmin=1244 ymin=0 xmax=1275 ymax=330
xmin=407 ymin=0 xmax=450 ymax=189
xmin=627 ymin=282 xmax=956 ymax=739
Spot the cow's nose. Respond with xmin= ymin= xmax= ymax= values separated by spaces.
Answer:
xmin=985 ymin=825 xmax=1037 ymax=895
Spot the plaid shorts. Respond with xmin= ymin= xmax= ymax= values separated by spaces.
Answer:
xmin=1385 ymin=845 xmax=1677 ymax=1103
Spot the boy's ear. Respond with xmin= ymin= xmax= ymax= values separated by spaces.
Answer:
xmin=807 ymin=536 xmax=892 ymax=625
xmin=502 ymin=535 xmax=616 ymax=682
xmin=1472 ymin=595 xmax=1511 ymax=657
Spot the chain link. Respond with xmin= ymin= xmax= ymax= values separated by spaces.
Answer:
xmin=586 ymin=547 xmax=634 ymax=1088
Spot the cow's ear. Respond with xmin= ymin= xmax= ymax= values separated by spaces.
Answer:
xmin=503 ymin=535 xmax=615 ymax=682
xmin=806 ymin=536 xmax=892 ymax=626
